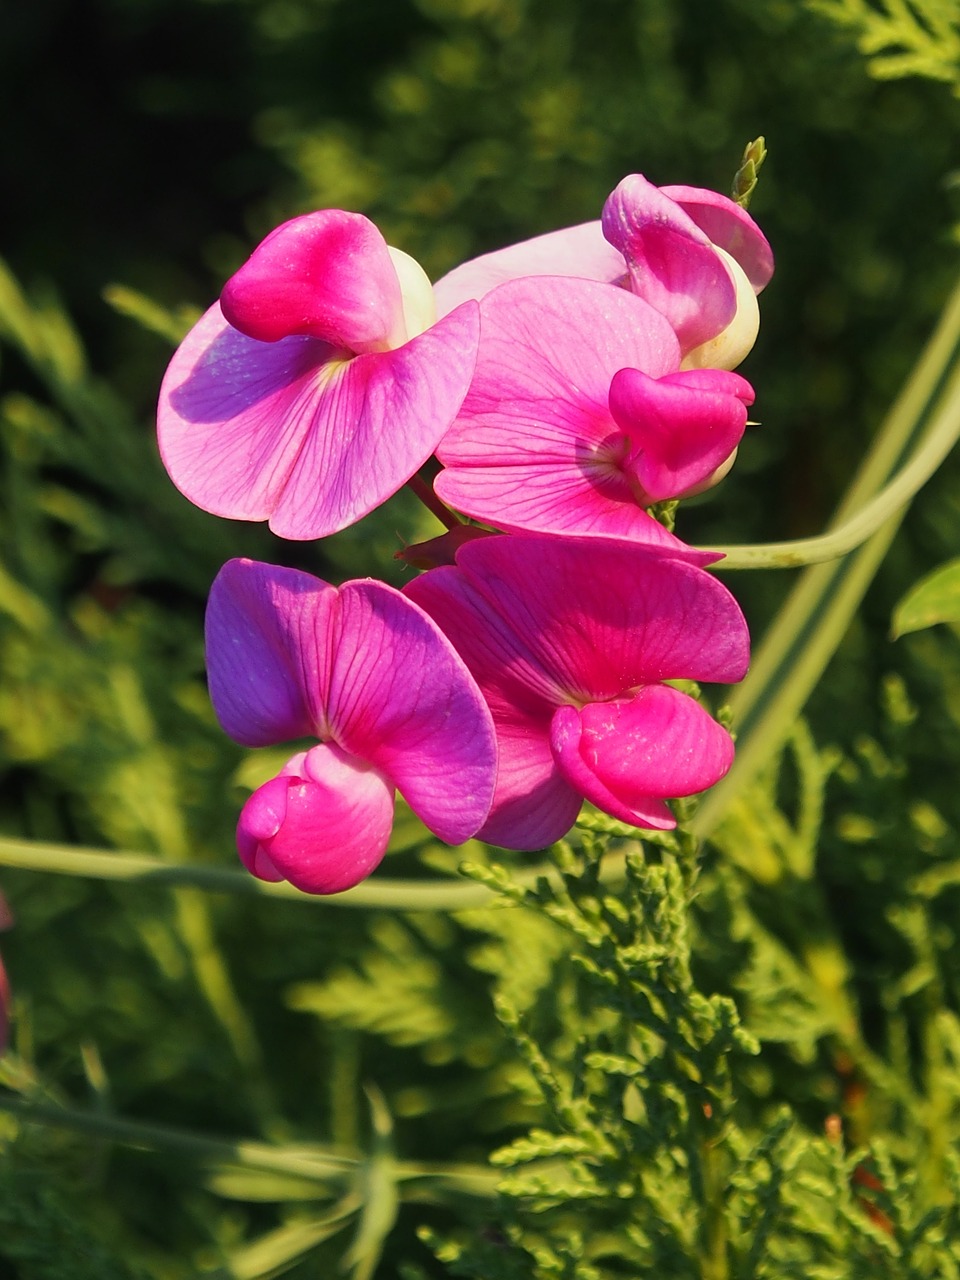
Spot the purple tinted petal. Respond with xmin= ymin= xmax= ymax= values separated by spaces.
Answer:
xmin=602 ymin=174 xmax=737 ymax=355
xmin=220 ymin=210 xmax=405 ymax=352
xmin=205 ymin=559 xmax=336 ymax=746
xmin=661 ymin=184 xmax=774 ymax=293
xmin=237 ymin=744 xmax=395 ymax=894
xmin=454 ymin=534 xmax=750 ymax=696
xmin=608 ymin=367 xmax=753 ymax=502
xmin=158 ymin=301 xmax=480 ymax=540
xmin=433 ymin=221 xmax=626 ymax=317
xmin=404 ymin=565 xmax=581 ymax=850
xmin=550 ymin=686 xmax=734 ymax=828
xmin=327 ymin=580 xmax=497 ymax=844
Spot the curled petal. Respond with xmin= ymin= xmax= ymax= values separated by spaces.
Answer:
xmin=550 ymin=686 xmax=735 ymax=829
xmin=602 ymin=174 xmax=737 ymax=356
xmin=205 ymin=559 xmax=335 ymax=746
xmin=237 ymin=744 xmax=395 ymax=894
xmin=436 ymin=276 xmax=723 ymax=553
xmin=661 ymin=184 xmax=774 ymax=293
xmin=158 ymin=300 xmax=480 ymax=539
xmin=608 ymin=367 xmax=754 ymax=502
xmin=220 ymin=210 xmax=406 ymax=353
xmin=433 ymin=221 xmax=625 ymax=316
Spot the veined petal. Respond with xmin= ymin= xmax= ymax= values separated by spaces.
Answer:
xmin=661 ymin=184 xmax=774 ymax=293
xmin=602 ymin=174 xmax=737 ymax=356
xmin=158 ymin=300 xmax=480 ymax=540
xmin=453 ymin=534 xmax=750 ymax=696
xmin=237 ymin=744 xmax=395 ymax=894
xmin=436 ymin=275 xmax=711 ymax=547
xmin=220 ymin=210 xmax=407 ymax=353
xmin=433 ymin=221 xmax=625 ymax=316
xmin=404 ymin=564 xmax=583 ymax=850
xmin=609 ymin=367 xmax=754 ymax=502
xmin=205 ymin=559 xmax=336 ymax=746
xmin=550 ymin=686 xmax=735 ymax=829
xmin=327 ymin=580 xmax=497 ymax=845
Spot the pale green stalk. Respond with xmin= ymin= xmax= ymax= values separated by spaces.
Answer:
xmin=693 ymin=271 xmax=960 ymax=838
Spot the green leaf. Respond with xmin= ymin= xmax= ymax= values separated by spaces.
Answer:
xmin=892 ymin=557 xmax=960 ymax=637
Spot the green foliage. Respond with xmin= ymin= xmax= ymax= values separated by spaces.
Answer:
xmin=807 ymin=0 xmax=960 ymax=91
xmin=891 ymin=554 xmax=960 ymax=635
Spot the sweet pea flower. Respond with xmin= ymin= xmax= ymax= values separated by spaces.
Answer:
xmin=405 ymin=533 xmax=750 ymax=850
xmin=158 ymin=211 xmax=480 ymax=540
xmin=206 ymin=558 xmax=497 ymax=893
xmin=434 ymin=174 xmax=773 ymax=370
xmin=434 ymin=275 xmax=754 ymax=543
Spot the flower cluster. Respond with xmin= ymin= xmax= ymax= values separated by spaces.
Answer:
xmin=158 ymin=173 xmax=770 ymax=892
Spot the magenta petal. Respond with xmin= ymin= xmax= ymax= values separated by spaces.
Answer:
xmin=550 ymin=686 xmax=735 ymax=827
xmin=433 ymin=221 xmax=626 ymax=316
xmin=238 ymin=744 xmax=395 ymax=894
xmin=404 ymin=565 xmax=583 ymax=850
xmin=205 ymin=559 xmax=336 ymax=746
xmin=608 ymin=367 xmax=754 ymax=502
xmin=158 ymin=300 xmax=480 ymax=539
xmin=220 ymin=210 xmax=405 ymax=352
xmin=436 ymin=276 xmax=704 ymax=547
xmin=602 ymin=174 xmax=737 ymax=355
xmin=454 ymin=534 xmax=751 ymax=694
xmin=661 ymin=184 xmax=774 ymax=293
xmin=326 ymin=580 xmax=497 ymax=845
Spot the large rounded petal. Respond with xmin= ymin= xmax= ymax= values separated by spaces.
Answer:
xmin=602 ymin=174 xmax=737 ymax=356
xmin=433 ymin=221 xmax=625 ymax=317
xmin=661 ymin=184 xmax=774 ymax=293
xmin=609 ymin=367 xmax=754 ymax=502
xmin=158 ymin=300 xmax=480 ymax=540
xmin=436 ymin=276 xmax=704 ymax=547
xmin=220 ymin=210 xmax=406 ymax=352
xmin=205 ymin=559 xmax=336 ymax=746
xmin=404 ymin=565 xmax=583 ymax=850
xmin=454 ymin=534 xmax=750 ymax=697
xmin=326 ymin=579 xmax=497 ymax=845
xmin=237 ymin=744 xmax=395 ymax=894
xmin=550 ymin=686 xmax=735 ymax=829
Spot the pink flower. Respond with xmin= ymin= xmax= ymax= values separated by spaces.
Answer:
xmin=405 ymin=533 xmax=750 ymax=850
xmin=206 ymin=558 xmax=497 ymax=893
xmin=158 ymin=211 xmax=480 ymax=540
xmin=0 ymin=891 xmax=13 ymax=1056
xmin=433 ymin=274 xmax=754 ymax=543
xmin=434 ymin=174 xmax=773 ymax=370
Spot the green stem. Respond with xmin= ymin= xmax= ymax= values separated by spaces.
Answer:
xmin=0 ymin=1093 xmax=500 ymax=1197
xmin=693 ymin=270 xmax=960 ymax=839
xmin=701 ymin=359 xmax=960 ymax=569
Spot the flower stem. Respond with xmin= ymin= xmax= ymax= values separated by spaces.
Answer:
xmin=406 ymin=471 xmax=463 ymax=530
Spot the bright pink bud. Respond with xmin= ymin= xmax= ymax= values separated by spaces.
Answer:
xmin=237 ymin=745 xmax=395 ymax=895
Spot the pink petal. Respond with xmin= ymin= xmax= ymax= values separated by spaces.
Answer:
xmin=661 ymin=184 xmax=774 ymax=293
xmin=608 ymin=367 xmax=754 ymax=502
xmin=220 ymin=210 xmax=405 ymax=353
xmin=403 ymin=565 xmax=583 ymax=850
xmin=454 ymin=534 xmax=750 ymax=693
xmin=0 ymin=952 xmax=9 ymax=1056
xmin=602 ymin=174 xmax=737 ymax=356
xmin=550 ymin=685 xmax=735 ymax=828
xmin=238 ymin=744 xmax=395 ymax=894
xmin=327 ymin=580 xmax=497 ymax=845
xmin=433 ymin=221 xmax=625 ymax=317
xmin=158 ymin=300 xmax=480 ymax=540
xmin=436 ymin=276 xmax=721 ymax=551
xmin=205 ymin=559 xmax=335 ymax=747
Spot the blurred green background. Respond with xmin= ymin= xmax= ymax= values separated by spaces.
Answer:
xmin=4 ymin=0 xmax=960 ymax=1275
